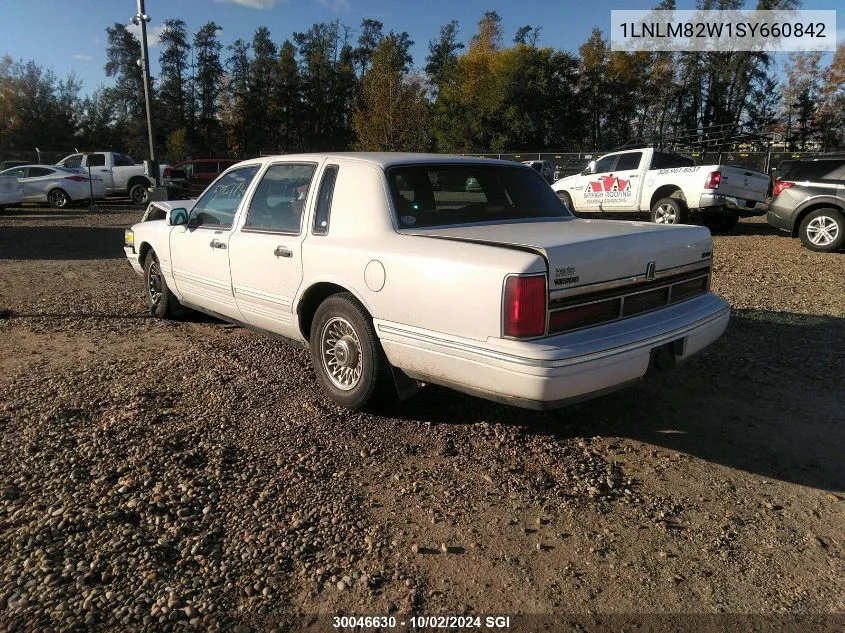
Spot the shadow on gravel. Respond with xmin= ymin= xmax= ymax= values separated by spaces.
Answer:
xmin=387 ymin=309 xmax=845 ymax=492
xmin=0 ymin=225 xmax=125 ymax=260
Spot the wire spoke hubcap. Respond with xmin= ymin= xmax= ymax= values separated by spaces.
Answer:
xmin=321 ymin=317 xmax=363 ymax=391
xmin=147 ymin=262 xmax=163 ymax=307
xmin=806 ymin=216 xmax=839 ymax=246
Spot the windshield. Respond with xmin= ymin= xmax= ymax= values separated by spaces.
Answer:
xmin=387 ymin=164 xmax=570 ymax=228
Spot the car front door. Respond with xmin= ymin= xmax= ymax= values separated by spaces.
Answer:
xmin=169 ymin=165 xmax=260 ymax=320
xmin=3 ymin=168 xmax=29 ymax=199
xmin=602 ymin=151 xmax=643 ymax=210
xmin=228 ymin=161 xmax=320 ymax=338
xmin=573 ymin=154 xmax=618 ymax=211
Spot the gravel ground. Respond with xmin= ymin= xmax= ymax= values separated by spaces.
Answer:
xmin=0 ymin=207 xmax=843 ymax=632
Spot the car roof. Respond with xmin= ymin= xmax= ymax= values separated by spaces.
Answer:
xmin=230 ymin=152 xmax=523 ymax=170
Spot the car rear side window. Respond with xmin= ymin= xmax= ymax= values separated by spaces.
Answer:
xmin=650 ymin=152 xmax=695 ymax=169
xmin=615 ymin=152 xmax=642 ymax=171
xmin=27 ymin=167 xmax=53 ymax=177
xmin=189 ymin=165 xmax=260 ymax=229
xmin=243 ymin=163 xmax=316 ymax=234
xmin=791 ymin=160 xmax=845 ymax=182
xmin=313 ymin=165 xmax=339 ymax=235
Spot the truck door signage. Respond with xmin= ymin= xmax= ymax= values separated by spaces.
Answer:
xmin=583 ymin=176 xmax=632 ymax=200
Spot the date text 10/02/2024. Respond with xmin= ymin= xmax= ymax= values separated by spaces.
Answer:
xmin=332 ymin=615 xmax=512 ymax=629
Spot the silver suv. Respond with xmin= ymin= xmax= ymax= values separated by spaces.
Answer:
xmin=767 ymin=157 xmax=845 ymax=252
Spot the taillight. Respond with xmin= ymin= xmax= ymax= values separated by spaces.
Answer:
xmin=65 ymin=175 xmax=88 ymax=182
xmin=162 ymin=167 xmax=171 ymax=178
xmin=503 ymin=275 xmax=546 ymax=338
xmin=772 ymin=180 xmax=794 ymax=197
xmin=703 ymin=171 xmax=721 ymax=189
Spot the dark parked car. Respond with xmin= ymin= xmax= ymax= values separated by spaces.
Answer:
xmin=767 ymin=157 xmax=845 ymax=252
xmin=163 ymin=158 xmax=240 ymax=200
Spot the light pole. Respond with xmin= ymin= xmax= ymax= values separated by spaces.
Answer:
xmin=132 ymin=0 xmax=157 ymax=185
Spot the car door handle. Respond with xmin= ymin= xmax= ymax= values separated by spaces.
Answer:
xmin=274 ymin=246 xmax=292 ymax=258
xmin=210 ymin=239 xmax=227 ymax=249
xmin=629 ymin=174 xmax=639 ymax=178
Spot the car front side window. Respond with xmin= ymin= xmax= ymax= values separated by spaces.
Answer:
xmin=189 ymin=166 xmax=260 ymax=229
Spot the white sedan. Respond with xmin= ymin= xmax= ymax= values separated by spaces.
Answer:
xmin=0 ymin=174 xmax=24 ymax=210
xmin=0 ymin=165 xmax=105 ymax=208
xmin=124 ymin=153 xmax=729 ymax=411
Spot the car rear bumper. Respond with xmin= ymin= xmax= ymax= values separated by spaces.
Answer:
xmin=766 ymin=199 xmax=797 ymax=233
xmin=375 ymin=293 xmax=730 ymax=410
xmin=698 ymin=193 xmax=767 ymax=216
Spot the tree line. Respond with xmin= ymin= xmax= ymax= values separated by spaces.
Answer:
xmin=1 ymin=3 xmax=843 ymax=163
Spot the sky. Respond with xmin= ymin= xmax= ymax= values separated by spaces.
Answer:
xmin=0 ymin=0 xmax=842 ymax=95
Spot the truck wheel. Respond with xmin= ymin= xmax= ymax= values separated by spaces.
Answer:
xmin=310 ymin=293 xmax=392 ymax=410
xmin=651 ymin=198 xmax=688 ymax=225
xmin=557 ymin=191 xmax=575 ymax=213
xmin=47 ymin=188 xmax=70 ymax=209
xmin=799 ymin=208 xmax=844 ymax=253
xmin=143 ymin=251 xmax=184 ymax=319
xmin=129 ymin=183 xmax=150 ymax=206
xmin=703 ymin=214 xmax=739 ymax=233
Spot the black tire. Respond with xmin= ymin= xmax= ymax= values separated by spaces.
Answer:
xmin=143 ymin=251 xmax=184 ymax=318
xmin=47 ymin=188 xmax=70 ymax=209
xmin=650 ymin=197 xmax=689 ymax=225
xmin=798 ymin=208 xmax=845 ymax=253
xmin=557 ymin=191 xmax=575 ymax=213
xmin=129 ymin=182 xmax=150 ymax=206
xmin=309 ymin=293 xmax=393 ymax=410
xmin=703 ymin=214 xmax=739 ymax=233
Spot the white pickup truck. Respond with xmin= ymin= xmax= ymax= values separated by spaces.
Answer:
xmin=551 ymin=148 xmax=770 ymax=232
xmin=56 ymin=151 xmax=157 ymax=205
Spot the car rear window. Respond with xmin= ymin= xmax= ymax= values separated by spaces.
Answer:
xmin=387 ymin=164 xmax=570 ymax=228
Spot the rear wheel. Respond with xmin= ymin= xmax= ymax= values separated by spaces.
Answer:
xmin=310 ymin=293 xmax=392 ymax=410
xmin=47 ymin=188 xmax=70 ymax=209
xmin=799 ymin=208 xmax=844 ymax=253
xmin=650 ymin=197 xmax=688 ymax=225
xmin=129 ymin=182 xmax=150 ymax=206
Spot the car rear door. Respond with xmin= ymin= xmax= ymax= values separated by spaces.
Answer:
xmin=228 ymin=161 xmax=323 ymax=338
xmin=85 ymin=153 xmax=113 ymax=191
xmin=169 ymin=165 xmax=261 ymax=320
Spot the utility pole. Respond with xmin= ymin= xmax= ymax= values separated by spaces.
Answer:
xmin=133 ymin=0 xmax=157 ymax=185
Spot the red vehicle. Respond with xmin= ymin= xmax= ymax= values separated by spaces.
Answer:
xmin=163 ymin=158 xmax=241 ymax=199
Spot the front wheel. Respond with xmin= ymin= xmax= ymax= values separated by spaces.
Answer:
xmin=310 ymin=293 xmax=392 ymax=410
xmin=48 ymin=188 xmax=70 ymax=209
xmin=129 ymin=183 xmax=150 ymax=206
xmin=557 ymin=191 xmax=575 ymax=214
xmin=799 ymin=208 xmax=844 ymax=253
xmin=650 ymin=197 xmax=688 ymax=225
xmin=143 ymin=251 xmax=184 ymax=318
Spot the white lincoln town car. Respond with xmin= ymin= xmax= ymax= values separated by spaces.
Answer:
xmin=124 ymin=153 xmax=729 ymax=410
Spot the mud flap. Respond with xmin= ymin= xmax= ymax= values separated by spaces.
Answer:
xmin=390 ymin=365 xmax=419 ymax=402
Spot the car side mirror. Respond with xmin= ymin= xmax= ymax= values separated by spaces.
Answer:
xmin=581 ymin=161 xmax=596 ymax=175
xmin=168 ymin=208 xmax=188 ymax=226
